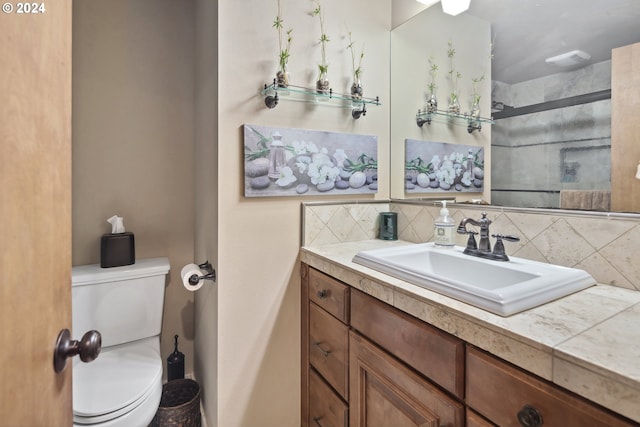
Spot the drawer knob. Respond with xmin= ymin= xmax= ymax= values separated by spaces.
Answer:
xmin=317 ymin=289 xmax=328 ymax=299
xmin=517 ymin=404 xmax=543 ymax=427
xmin=313 ymin=341 xmax=331 ymax=357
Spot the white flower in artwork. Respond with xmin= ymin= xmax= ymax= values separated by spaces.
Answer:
xmin=436 ymin=162 xmax=456 ymax=185
xmin=461 ymin=170 xmax=472 ymax=187
xmin=333 ymin=149 xmax=348 ymax=167
xmin=308 ymin=155 xmax=340 ymax=185
xmin=276 ymin=166 xmax=297 ymax=187
xmin=441 ymin=155 xmax=453 ymax=170
xmin=291 ymin=140 xmax=320 ymax=155
xmin=292 ymin=140 xmax=307 ymax=154
xmin=307 ymin=142 xmax=319 ymax=153
xmin=431 ymin=155 xmax=441 ymax=171
xmin=451 ymin=151 xmax=465 ymax=164
xmin=295 ymin=160 xmax=308 ymax=174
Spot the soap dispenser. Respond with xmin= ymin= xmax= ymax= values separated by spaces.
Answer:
xmin=434 ymin=201 xmax=455 ymax=248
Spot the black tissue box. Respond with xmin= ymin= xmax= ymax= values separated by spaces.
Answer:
xmin=101 ymin=232 xmax=135 ymax=268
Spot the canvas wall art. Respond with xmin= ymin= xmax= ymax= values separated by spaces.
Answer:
xmin=404 ymin=139 xmax=484 ymax=193
xmin=243 ymin=124 xmax=378 ymax=197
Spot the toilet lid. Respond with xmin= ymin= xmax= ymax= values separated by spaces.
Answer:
xmin=73 ymin=338 xmax=162 ymax=422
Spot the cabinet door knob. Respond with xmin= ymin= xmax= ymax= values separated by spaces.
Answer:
xmin=317 ymin=289 xmax=328 ymax=299
xmin=517 ymin=404 xmax=543 ymax=427
xmin=312 ymin=341 xmax=331 ymax=357
xmin=312 ymin=416 xmax=323 ymax=427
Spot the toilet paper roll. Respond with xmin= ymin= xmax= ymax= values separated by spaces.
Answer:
xmin=181 ymin=264 xmax=204 ymax=291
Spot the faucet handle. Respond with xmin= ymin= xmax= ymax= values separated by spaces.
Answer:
xmin=492 ymin=234 xmax=520 ymax=243
xmin=491 ymin=234 xmax=520 ymax=261
xmin=458 ymin=229 xmax=478 ymax=251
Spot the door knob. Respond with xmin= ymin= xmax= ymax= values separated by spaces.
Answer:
xmin=53 ymin=328 xmax=101 ymax=373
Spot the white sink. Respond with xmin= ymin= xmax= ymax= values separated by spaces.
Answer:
xmin=352 ymin=243 xmax=596 ymax=316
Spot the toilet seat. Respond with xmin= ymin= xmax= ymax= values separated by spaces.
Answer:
xmin=73 ymin=337 xmax=162 ymax=426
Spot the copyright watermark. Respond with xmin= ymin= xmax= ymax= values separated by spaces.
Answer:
xmin=2 ymin=3 xmax=46 ymax=13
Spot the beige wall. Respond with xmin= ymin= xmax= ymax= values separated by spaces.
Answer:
xmin=194 ymin=0 xmax=219 ymax=424
xmin=72 ymin=0 xmax=196 ymax=378
xmin=390 ymin=6 xmax=492 ymax=199
xmin=205 ymin=0 xmax=391 ymax=425
xmin=392 ymin=0 xmax=430 ymax=28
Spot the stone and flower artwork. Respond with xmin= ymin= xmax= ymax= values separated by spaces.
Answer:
xmin=243 ymin=124 xmax=378 ymax=197
xmin=404 ymin=139 xmax=484 ymax=193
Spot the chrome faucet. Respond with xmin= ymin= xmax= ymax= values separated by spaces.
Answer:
xmin=457 ymin=212 xmax=520 ymax=261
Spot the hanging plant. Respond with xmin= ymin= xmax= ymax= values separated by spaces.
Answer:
xmin=426 ymin=55 xmax=438 ymax=113
xmin=447 ymin=39 xmax=461 ymax=114
xmin=312 ymin=0 xmax=330 ymax=94
xmin=347 ymin=30 xmax=364 ymax=99
xmin=427 ymin=55 xmax=438 ymax=94
xmin=273 ymin=0 xmax=293 ymax=87
xmin=470 ymin=74 xmax=485 ymax=109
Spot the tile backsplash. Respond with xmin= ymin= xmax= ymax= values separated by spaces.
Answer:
xmin=302 ymin=200 xmax=640 ymax=291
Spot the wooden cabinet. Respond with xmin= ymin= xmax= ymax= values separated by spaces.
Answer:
xmin=351 ymin=289 xmax=465 ymax=399
xmin=349 ymin=331 xmax=464 ymax=427
xmin=302 ymin=263 xmax=638 ymax=427
xmin=466 ymin=346 xmax=637 ymax=427
xmin=302 ymin=264 xmax=465 ymax=427
xmin=302 ymin=264 xmax=350 ymax=427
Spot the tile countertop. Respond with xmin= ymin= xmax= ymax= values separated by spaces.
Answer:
xmin=300 ymin=239 xmax=640 ymax=423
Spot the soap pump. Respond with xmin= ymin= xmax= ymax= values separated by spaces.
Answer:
xmin=434 ymin=201 xmax=455 ymax=248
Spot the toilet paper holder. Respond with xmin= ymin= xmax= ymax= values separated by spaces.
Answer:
xmin=188 ymin=261 xmax=216 ymax=285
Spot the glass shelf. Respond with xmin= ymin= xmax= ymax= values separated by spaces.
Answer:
xmin=416 ymin=108 xmax=494 ymax=133
xmin=262 ymin=81 xmax=381 ymax=119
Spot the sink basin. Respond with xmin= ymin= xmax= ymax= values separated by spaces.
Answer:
xmin=352 ymin=243 xmax=596 ymax=316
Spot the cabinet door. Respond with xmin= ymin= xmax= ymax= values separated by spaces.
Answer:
xmin=349 ymin=331 xmax=464 ymax=427
xmin=351 ymin=289 xmax=464 ymax=398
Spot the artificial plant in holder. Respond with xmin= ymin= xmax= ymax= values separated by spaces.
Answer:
xmin=312 ymin=0 xmax=330 ymax=94
xmin=347 ymin=31 xmax=364 ymax=99
xmin=447 ymin=39 xmax=461 ymax=114
xmin=427 ymin=55 xmax=438 ymax=113
xmin=273 ymin=0 xmax=293 ymax=87
xmin=470 ymin=74 xmax=485 ymax=118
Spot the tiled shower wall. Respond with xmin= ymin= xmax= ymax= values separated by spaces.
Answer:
xmin=302 ymin=201 xmax=640 ymax=291
xmin=491 ymin=60 xmax=612 ymax=209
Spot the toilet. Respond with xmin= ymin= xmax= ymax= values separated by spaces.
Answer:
xmin=71 ymin=257 xmax=170 ymax=427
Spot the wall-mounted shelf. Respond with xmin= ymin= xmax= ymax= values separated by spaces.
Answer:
xmin=262 ymin=80 xmax=381 ymax=119
xmin=416 ymin=108 xmax=494 ymax=133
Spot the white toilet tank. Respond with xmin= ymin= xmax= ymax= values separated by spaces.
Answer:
xmin=72 ymin=257 xmax=170 ymax=347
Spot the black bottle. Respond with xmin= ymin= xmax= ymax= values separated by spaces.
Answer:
xmin=167 ymin=335 xmax=185 ymax=381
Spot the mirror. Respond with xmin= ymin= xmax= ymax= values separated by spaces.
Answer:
xmin=391 ymin=0 xmax=640 ymax=212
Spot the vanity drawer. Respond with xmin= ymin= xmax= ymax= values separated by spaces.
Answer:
xmin=466 ymin=346 xmax=636 ymax=427
xmin=467 ymin=409 xmax=497 ymax=427
xmin=309 ymin=369 xmax=348 ymax=427
xmin=309 ymin=302 xmax=349 ymax=400
xmin=350 ymin=289 xmax=465 ymax=398
xmin=308 ymin=267 xmax=350 ymax=324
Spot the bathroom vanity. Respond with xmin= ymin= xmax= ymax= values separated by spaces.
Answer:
xmin=300 ymin=240 xmax=640 ymax=427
